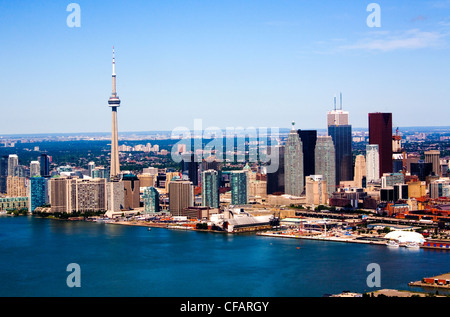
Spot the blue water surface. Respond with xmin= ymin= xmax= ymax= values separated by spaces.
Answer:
xmin=0 ymin=216 xmax=449 ymax=297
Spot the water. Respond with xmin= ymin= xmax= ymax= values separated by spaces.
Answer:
xmin=0 ymin=215 xmax=449 ymax=297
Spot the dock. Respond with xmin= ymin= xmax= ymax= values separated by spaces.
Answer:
xmin=256 ymin=231 xmax=387 ymax=245
xmin=408 ymin=273 xmax=450 ymax=290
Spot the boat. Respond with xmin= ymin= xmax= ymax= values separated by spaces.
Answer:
xmin=148 ymin=227 xmax=151 ymax=231
xmin=405 ymin=242 xmax=420 ymax=249
xmin=386 ymin=240 xmax=400 ymax=248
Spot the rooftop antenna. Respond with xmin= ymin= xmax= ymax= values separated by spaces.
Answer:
xmin=340 ymin=92 xmax=343 ymax=110
xmin=334 ymin=95 xmax=337 ymax=111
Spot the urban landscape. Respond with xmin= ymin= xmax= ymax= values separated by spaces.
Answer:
xmin=1 ymin=0 xmax=450 ymax=308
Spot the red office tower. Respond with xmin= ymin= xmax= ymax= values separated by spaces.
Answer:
xmin=368 ymin=113 xmax=393 ymax=178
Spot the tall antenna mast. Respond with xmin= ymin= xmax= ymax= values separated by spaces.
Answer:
xmin=340 ymin=92 xmax=343 ymax=110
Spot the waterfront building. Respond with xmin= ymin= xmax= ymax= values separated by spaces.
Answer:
xmin=107 ymin=180 xmax=124 ymax=212
xmin=369 ymin=112 xmax=393 ymax=177
xmin=297 ymin=129 xmax=317 ymax=185
xmin=314 ymin=135 xmax=336 ymax=196
xmin=425 ymin=150 xmax=441 ymax=177
xmin=169 ymin=179 xmax=194 ymax=216
xmin=354 ymin=155 xmax=366 ymax=188
xmin=71 ymin=178 xmax=107 ymax=213
xmin=305 ymin=175 xmax=328 ymax=206
xmin=108 ymin=47 xmax=121 ymax=179
xmin=231 ymin=170 xmax=248 ymax=205
xmin=201 ymin=169 xmax=219 ymax=208
xmin=6 ymin=176 xmax=27 ymax=197
xmin=143 ymin=186 xmax=160 ymax=214
xmin=27 ymin=177 xmax=48 ymax=212
xmin=0 ymin=196 xmax=28 ymax=211
xmin=284 ymin=122 xmax=304 ymax=196
xmin=366 ymin=144 xmax=380 ymax=182
xmin=49 ymin=177 xmax=107 ymax=213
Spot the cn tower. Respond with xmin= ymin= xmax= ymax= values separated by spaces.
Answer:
xmin=108 ymin=47 xmax=121 ymax=179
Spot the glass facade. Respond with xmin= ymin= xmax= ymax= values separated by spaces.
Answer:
xmin=231 ymin=171 xmax=247 ymax=205
xmin=201 ymin=170 xmax=219 ymax=208
xmin=328 ymin=125 xmax=353 ymax=185
xmin=143 ymin=186 xmax=160 ymax=214
xmin=28 ymin=177 xmax=47 ymax=212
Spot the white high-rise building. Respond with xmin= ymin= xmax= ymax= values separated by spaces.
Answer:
xmin=314 ymin=136 xmax=336 ymax=197
xmin=8 ymin=154 xmax=18 ymax=177
xmin=30 ymin=161 xmax=41 ymax=177
xmin=284 ymin=122 xmax=304 ymax=196
xmin=366 ymin=144 xmax=380 ymax=182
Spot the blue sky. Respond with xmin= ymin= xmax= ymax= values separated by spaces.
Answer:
xmin=1 ymin=0 xmax=450 ymax=134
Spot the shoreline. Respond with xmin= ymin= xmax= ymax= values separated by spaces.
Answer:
xmin=256 ymin=231 xmax=388 ymax=245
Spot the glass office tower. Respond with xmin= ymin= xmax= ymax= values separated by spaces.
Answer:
xmin=201 ymin=169 xmax=219 ymax=208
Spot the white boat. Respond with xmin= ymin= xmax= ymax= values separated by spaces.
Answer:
xmin=386 ymin=240 xmax=400 ymax=247
xmin=405 ymin=242 xmax=420 ymax=249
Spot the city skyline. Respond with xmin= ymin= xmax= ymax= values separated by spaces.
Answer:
xmin=1 ymin=1 xmax=450 ymax=134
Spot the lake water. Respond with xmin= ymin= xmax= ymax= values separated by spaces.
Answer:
xmin=0 ymin=215 xmax=449 ymax=297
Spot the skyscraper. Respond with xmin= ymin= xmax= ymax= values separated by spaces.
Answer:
xmin=266 ymin=145 xmax=285 ymax=195
xmin=8 ymin=154 xmax=18 ymax=178
xmin=0 ymin=155 xmax=8 ymax=194
xmin=30 ymin=161 xmax=40 ymax=177
xmin=181 ymin=153 xmax=199 ymax=186
xmin=39 ymin=154 xmax=50 ymax=177
xmin=108 ymin=47 xmax=121 ymax=179
xmin=284 ymin=122 xmax=304 ymax=196
xmin=366 ymin=144 xmax=380 ymax=183
xmin=369 ymin=112 xmax=393 ymax=178
xmin=122 ymin=174 xmax=140 ymax=210
xmin=143 ymin=187 xmax=160 ymax=214
xmin=169 ymin=179 xmax=194 ymax=216
xmin=314 ymin=136 xmax=336 ymax=196
xmin=327 ymin=96 xmax=352 ymax=185
xmin=49 ymin=177 xmax=107 ymax=213
xmin=27 ymin=177 xmax=48 ymax=212
xmin=230 ymin=170 xmax=248 ymax=205
xmin=354 ymin=154 xmax=366 ymax=188
xmin=297 ymin=129 xmax=317 ymax=183
xmin=424 ymin=150 xmax=441 ymax=176
xmin=201 ymin=169 xmax=219 ymax=208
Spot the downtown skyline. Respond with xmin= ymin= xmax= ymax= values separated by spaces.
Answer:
xmin=1 ymin=1 xmax=450 ymax=134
